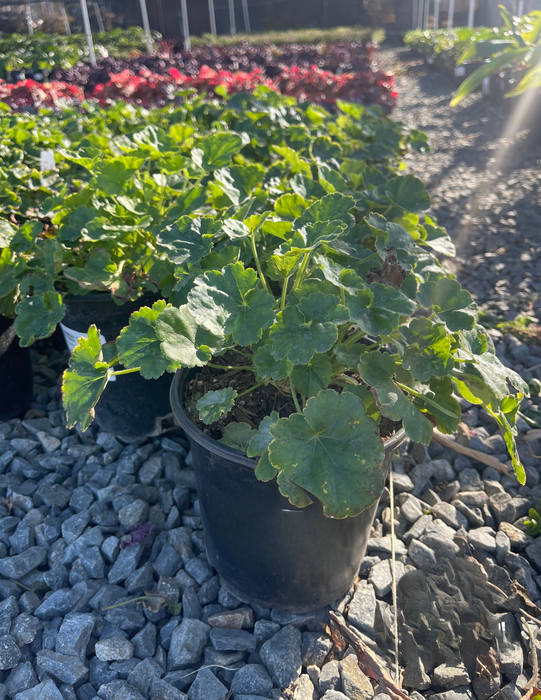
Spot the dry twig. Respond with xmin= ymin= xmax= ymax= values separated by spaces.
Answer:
xmin=329 ymin=612 xmax=411 ymax=700
xmin=432 ymin=430 xmax=510 ymax=476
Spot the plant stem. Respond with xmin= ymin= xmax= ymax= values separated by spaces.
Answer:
xmin=331 ymin=373 xmax=359 ymax=385
xmin=250 ymin=232 xmax=268 ymax=291
xmin=208 ymin=363 xmax=253 ymax=371
xmin=103 ymin=596 xmax=148 ymax=610
xmin=231 ymin=348 xmax=253 ymax=359
xmin=293 ymin=252 xmax=311 ymax=290
xmin=281 ymin=276 xmax=290 ymax=310
xmin=290 ymin=380 xmax=301 ymax=412
xmin=344 ymin=329 xmax=366 ymax=347
xmin=395 ymin=381 xmax=458 ymax=419
xmin=237 ymin=381 xmax=264 ymax=398
xmin=111 ymin=367 xmax=142 ymax=377
xmin=107 ymin=355 xmax=120 ymax=368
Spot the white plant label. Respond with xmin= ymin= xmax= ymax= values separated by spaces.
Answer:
xmin=60 ymin=323 xmax=116 ymax=381
xmin=482 ymin=77 xmax=491 ymax=96
xmin=427 ymin=56 xmax=435 ymax=65
xmin=454 ymin=66 xmax=466 ymax=77
xmin=40 ymin=150 xmax=56 ymax=172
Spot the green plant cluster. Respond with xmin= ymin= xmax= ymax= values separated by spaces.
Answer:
xmin=36 ymin=92 xmax=526 ymax=518
xmin=404 ymin=26 xmax=506 ymax=63
xmin=451 ymin=6 xmax=541 ymax=105
xmin=0 ymin=90 xmax=427 ymax=347
xmin=0 ymin=27 xmax=161 ymax=78
xmin=194 ymin=26 xmax=384 ymax=47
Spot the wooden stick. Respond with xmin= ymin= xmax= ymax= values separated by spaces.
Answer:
xmin=432 ymin=430 xmax=510 ymax=476
xmin=329 ymin=612 xmax=411 ymax=700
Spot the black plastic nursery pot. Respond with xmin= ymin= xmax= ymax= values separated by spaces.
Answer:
xmin=171 ymin=368 xmax=406 ymax=612
xmin=62 ymin=294 xmax=172 ymax=439
xmin=0 ymin=316 xmax=33 ymax=421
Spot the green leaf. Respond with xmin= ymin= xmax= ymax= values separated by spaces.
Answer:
xmin=197 ymin=387 xmax=237 ymax=424
xmin=290 ymin=354 xmax=333 ymax=397
xmin=155 ymin=305 xmax=223 ymax=368
xmin=298 ymin=220 xmax=348 ymax=249
xmin=214 ymin=164 xmax=264 ymax=205
xmin=347 ymin=283 xmax=416 ymax=337
xmin=0 ymin=248 xmax=17 ymax=298
xmin=167 ymin=185 xmax=207 ymax=218
xmin=422 ymin=219 xmax=456 ymax=256
xmin=342 ymin=383 xmax=381 ymax=423
xmin=411 ymin=376 xmax=461 ymax=434
xmin=272 ymin=145 xmax=311 ymax=176
xmin=268 ymin=389 xmax=385 ymax=518
xmin=64 ymin=249 xmax=125 ymax=293
xmin=419 ymin=278 xmax=476 ymax=331
xmin=400 ymin=318 xmax=454 ymax=381
xmin=382 ymin=175 xmax=431 ymax=213
xmin=247 ymin=412 xmax=280 ymax=457
xmin=295 ymin=193 xmax=355 ymax=229
xmin=276 ymin=472 xmax=313 ymax=508
xmin=95 ymin=157 xmax=144 ymax=195
xmin=359 ymin=352 xmax=433 ymax=444
xmin=188 ymin=262 xmax=276 ymax=346
xmin=451 ymin=48 xmax=527 ymax=106
xmin=14 ymin=291 xmax=65 ymax=347
xmin=56 ymin=206 xmax=97 ymax=243
xmin=156 ymin=217 xmax=220 ymax=266
xmin=219 ymin=422 xmax=256 ymax=452
xmin=253 ymin=343 xmax=293 ymax=380
xmin=62 ymin=325 xmax=110 ymax=431
xmin=192 ymin=133 xmax=244 ymax=170
xmin=311 ymin=136 xmax=343 ymax=161
xmin=334 ymin=342 xmax=367 ymax=370
xmin=267 ymin=251 xmax=302 ymax=280
xmin=0 ymin=218 xmax=15 ymax=247
xmin=10 ymin=221 xmax=42 ymax=254
xmin=222 ymin=219 xmax=251 ymax=240
xmin=270 ymin=293 xmax=350 ymax=365
xmin=274 ymin=193 xmax=307 ymax=221
xmin=117 ymin=301 xmax=179 ymax=380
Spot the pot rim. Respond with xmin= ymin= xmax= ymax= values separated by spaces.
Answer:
xmin=171 ymin=367 xmax=406 ymax=471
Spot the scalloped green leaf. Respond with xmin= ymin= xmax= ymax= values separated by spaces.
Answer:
xmin=298 ymin=220 xmax=348 ymax=249
xmin=0 ymin=218 xmax=15 ymax=248
xmin=219 ymin=422 xmax=256 ymax=452
xmin=14 ymin=291 xmax=65 ymax=347
xmin=359 ymin=352 xmax=433 ymax=445
xmin=192 ymin=133 xmax=244 ymax=171
xmin=253 ymin=343 xmax=293 ymax=380
xmin=247 ymin=411 xmax=280 ymax=457
xmin=413 ymin=376 xmax=461 ymax=434
xmin=56 ymin=206 xmax=97 ymax=243
xmin=274 ymin=193 xmax=307 ymax=221
xmin=382 ymin=175 xmax=431 ymax=213
xmin=214 ymin=164 xmax=265 ymax=205
xmin=117 ymin=301 xmax=179 ymax=380
xmin=156 ymin=216 xmax=220 ymax=266
xmin=0 ymin=248 xmax=16 ymax=298
xmin=400 ymin=318 xmax=454 ymax=382
xmin=95 ymin=157 xmax=144 ymax=195
xmin=62 ymin=325 xmax=110 ymax=431
xmin=277 ymin=472 xmax=313 ymax=508
xmin=334 ymin=342 xmax=367 ymax=370
xmin=10 ymin=221 xmax=42 ymax=254
xmin=422 ymin=218 xmax=456 ymax=257
xmin=188 ymin=262 xmax=276 ymax=346
xmin=419 ymin=278 xmax=476 ymax=331
xmin=64 ymin=249 xmax=126 ymax=293
xmin=222 ymin=219 xmax=251 ymax=240
xmin=295 ymin=193 xmax=355 ymax=229
xmin=268 ymin=390 xmax=385 ymax=517
xmin=155 ymin=305 xmax=223 ymax=368
xmin=167 ymin=185 xmax=208 ymax=219
xmin=290 ymin=353 xmax=333 ymax=397
xmin=347 ymin=283 xmax=416 ymax=337
xmin=270 ymin=292 xmax=350 ymax=365
xmin=197 ymin=387 xmax=237 ymax=424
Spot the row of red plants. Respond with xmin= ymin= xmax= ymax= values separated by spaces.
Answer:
xmin=0 ymin=64 xmax=397 ymax=112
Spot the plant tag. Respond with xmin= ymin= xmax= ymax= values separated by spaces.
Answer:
xmin=427 ymin=56 xmax=435 ymax=65
xmin=60 ymin=323 xmax=116 ymax=381
xmin=482 ymin=77 xmax=491 ymax=96
xmin=40 ymin=150 xmax=56 ymax=172
xmin=454 ymin=66 xmax=466 ymax=77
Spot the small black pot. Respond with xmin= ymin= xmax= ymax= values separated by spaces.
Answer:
xmin=171 ymin=368 xmax=405 ymax=612
xmin=0 ymin=316 xmax=33 ymax=421
xmin=62 ymin=294 xmax=172 ymax=439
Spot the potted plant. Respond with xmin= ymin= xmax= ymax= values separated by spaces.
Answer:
xmin=61 ymin=175 xmax=527 ymax=609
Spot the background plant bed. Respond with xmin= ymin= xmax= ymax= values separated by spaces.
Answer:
xmin=171 ymin=365 xmax=405 ymax=612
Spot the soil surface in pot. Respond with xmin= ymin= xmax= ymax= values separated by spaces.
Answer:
xmin=184 ymin=349 xmax=401 ymax=442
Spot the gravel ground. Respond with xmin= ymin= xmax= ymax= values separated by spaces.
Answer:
xmin=379 ymin=45 xmax=541 ymax=321
xmin=2 ymin=49 xmax=541 ymax=700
